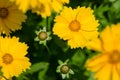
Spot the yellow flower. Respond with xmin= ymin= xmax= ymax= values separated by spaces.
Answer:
xmin=10 ymin=0 xmax=39 ymax=12
xmin=0 ymin=0 xmax=26 ymax=35
xmin=53 ymin=6 xmax=99 ymax=48
xmin=51 ymin=0 xmax=69 ymax=12
xmin=32 ymin=0 xmax=52 ymax=18
xmin=86 ymin=23 xmax=120 ymax=80
xmin=0 ymin=36 xmax=31 ymax=79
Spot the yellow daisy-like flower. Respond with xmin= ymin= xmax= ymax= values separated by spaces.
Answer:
xmin=86 ymin=23 xmax=120 ymax=80
xmin=51 ymin=0 xmax=69 ymax=12
xmin=53 ymin=6 xmax=99 ymax=48
xmin=32 ymin=0 xmax=52 ymax=18
xmin=0 ymin=0 xmax=26 ymax=35
xmin=0 ymin=36 xmax=31 ymax=79
xmin=10 ymin=0 xmax=39 ymax=12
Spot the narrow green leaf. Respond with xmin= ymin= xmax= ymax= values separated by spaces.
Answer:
xmin=28 ymin=62 xmax=49 ymax=74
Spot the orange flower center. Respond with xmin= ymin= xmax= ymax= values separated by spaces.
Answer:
xmin=36 ymin=3 xmax=45 ymax=13
xmin=0 ymin=8 xmax=9 ymax=18
xmin=38 ymin=31 xmax=47 ymax=41
xmin=40 ymin=4 xmax=45 ymax=12
xmin=69 ymin=20 xmax=80 ymax=32
xmin=60 ymin=65 xmax=70 ymax=74
xmin=109 ymin=51 xmax=120 ymax=64
xmin=2 ymin=53 xmax=13 ymax=64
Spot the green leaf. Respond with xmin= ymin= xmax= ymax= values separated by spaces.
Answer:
xmin=38 ymin=62 xmax=48 ymax=80
xmin=28 ymin=62 xmax=49 ymax=74
xmin=38 ymin=65 xmax=49 ymax=80
xmin=113 ymin=0 xmax=120 ymax=10
xmin=94 ymin=4 xmax=109 ymax=18
xmin=88 ymin=72 xmax=95 ymax=80
xmin=71 ymin=49 xmax=85 ymax=68
xmin=17 ymin=74 xmax=29 ymax=80
xmin=84 ymin=71 xmax=95 ymax=80
xmin=38 ymin=18 xmax=47 ymax=27
xmin=53 ymin=35 xmax=69 ymax=52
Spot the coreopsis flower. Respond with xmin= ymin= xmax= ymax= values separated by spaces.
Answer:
xmin=0 ymin=0 xmax=26 ymax=35
xmin=10 ymin=0 xmax=39 ymax=12
xmin=56 ymin=60 xmax=74 ymax=79
xmin=51 ymin=0 xmax=69 ymax=12
xmin=34 ymin=27 xmax=51 ymax=45
xmin=86 ymin=23 xmax=120 ymax=80
xmin=53 ymin=6 xmax=99 ymax=48
xmin=0 ymin=36 xmax=31 ymax=79
xmin=32 ymin=0 xmax=52 ymax=18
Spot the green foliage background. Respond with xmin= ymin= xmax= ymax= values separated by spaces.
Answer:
xmin=10 ymin=0 xmax=120 ymax=80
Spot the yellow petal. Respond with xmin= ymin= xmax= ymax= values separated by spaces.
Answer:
xmin=112 ymin=65 xmax=120 ymax=80
xmin=94 ymin=63 xmax=112 ymax=80
xmin=86 ymin=53 xmax=108 ymax=72
xmin=52 ymin=0 xmax=62 ymax=12
xmin=100 ymin=26 xmax=114 ymax=52
xmin=68 ymin=32 xmax=87 ymax=48
xmin=86 ymin=38 xmax=102 ymax=51
xmin=53 ymin=23 xmax=71 ymax=40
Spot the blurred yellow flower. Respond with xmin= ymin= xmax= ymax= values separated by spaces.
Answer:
xmin=32 ymin=0 xmax=52 ymax=18
xmin=86 ymin=23 xmax=120 ymax=80
xmin=10 ymin=0 xmax=39 ymax=12
xmin=53 ymin=6 xmax=99 ymax=48
xmin=10 ymin=0 xmax=69 ymax=17
xmin=0 ymin=0 xmax=26 ymax=35
xmin=51 ymin=0 xmax=69 ymax=12
xmin=0 ymin=36 xmax=31 ymax=79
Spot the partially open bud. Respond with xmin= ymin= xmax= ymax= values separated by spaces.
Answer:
xmin=34 ymin=27 xmax=51 ymax=45
xmin=56 ymin=60 xmax=74 ymax=79
xmin=60 ymin=65 xmax=70 ymax=74
xmin=38 ymin=31 xmax=47 ymax=41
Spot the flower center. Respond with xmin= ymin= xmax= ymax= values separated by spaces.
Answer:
xmin=60 ymin=65 xmax=70 ymax=74
xmin=109 ymin=51 xmax=120 ymax=64
xmin=38 ymin=31 xmax=47 ymax=41
xmin=0 ymin=8 xmax=9 ymax=18
xmin=2 ymin=53 xmax=13 ymax=64
xmin=39 ymin=4 xmax=45 ymax=13
xmin=69 ymin=20 xmax=80 ymax=32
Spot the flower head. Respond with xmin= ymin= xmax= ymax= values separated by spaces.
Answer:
xmin=86 ymin=23 xmax=120 ymax=80
xmin=53 ymin=6 xmax=99 ymax=48
xmin=0 ymin=36 xmax=31 ymax=79
xmin=0 ymin=0 xmax=26 ymax=35
xmin=10 ymin=0 xmax=39 ymax=12
xmin=32 ymin=0 xmax=52 ymax=18
xmin=34 ymin=27 xmax=51 ymax=45
xmin=10 ymin=0 xmax=69 ymax=14
xmin=56 ymin=60 xmax=74 ymax=79
xmin=51 ymin=0 xmax=69 ymax=12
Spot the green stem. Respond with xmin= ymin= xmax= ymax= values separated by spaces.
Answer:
xmin=45 ymin=44 xmax=51 ymax=55
xmin=46 ymin=17 xmax=51 ymax=31
xmin=46 ymin=17 xmax=48 ymax=28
